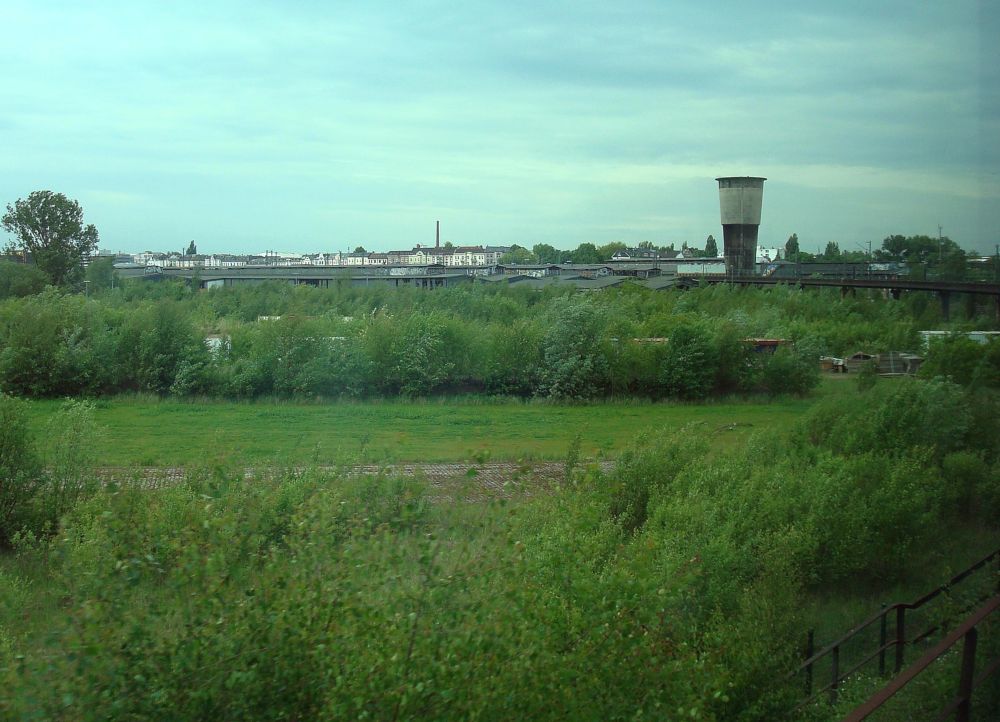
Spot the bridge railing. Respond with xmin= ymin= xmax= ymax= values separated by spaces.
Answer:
xmin=792 ymin=548 xmax=1000 ymax=712
xmin=842 ymin=594 xmax=1000 ymax=721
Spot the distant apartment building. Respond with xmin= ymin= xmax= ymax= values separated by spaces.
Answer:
xmin=131 ymin=244 xmax=510 ymax=270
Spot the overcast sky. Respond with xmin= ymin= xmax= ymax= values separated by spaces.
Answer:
xmin=3 ymin=1 xmax=997 ymax=255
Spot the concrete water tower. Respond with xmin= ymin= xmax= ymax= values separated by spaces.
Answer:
xmin=716 ymin=176 xmax=766 ymax=276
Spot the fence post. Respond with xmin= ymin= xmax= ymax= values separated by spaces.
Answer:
xmin=956 ymin=627 xmax=978 ymax=722
xmin=895 ymin=607 xmax=906 ymax=673
xmin=830 ymin=645 xmax=840 ymax=705
xmin=879 ymin=604 xmax=887 ymax=676
xmin=805 ymin=629 xmax=814 ymax=696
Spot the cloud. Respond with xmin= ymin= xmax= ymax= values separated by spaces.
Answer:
xmin=0 ymin=0 xmax=994 ymax=253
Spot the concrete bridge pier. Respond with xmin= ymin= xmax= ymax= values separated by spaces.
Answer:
xmin=939 ymin=290 xmax=951 ymax=321
xmin=840 ymin=286 xmax=856 ymax=298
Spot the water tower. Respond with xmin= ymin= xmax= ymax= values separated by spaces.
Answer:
xmin=716 ymin=176 xmax=766 ymax=276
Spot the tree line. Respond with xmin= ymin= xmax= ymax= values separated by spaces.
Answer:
xmin=782 ymin=232 xmax=985 ymax=281
xmin=500 ymin=237 xmax=719 ymax=264
xmin=0 ymin=285 xmax=823 ymax=400
xmin=3 ymin=277 xmax=996 ymax=403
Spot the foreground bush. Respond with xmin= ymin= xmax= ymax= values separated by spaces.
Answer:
xmin=3 ymin=383 xmax=996 ymax=719
xmin=0 ymin=396 xmax=99 ymax=547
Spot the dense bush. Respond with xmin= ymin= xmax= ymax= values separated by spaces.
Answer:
xmin=660 ymin=321 xmax=717 ymax=399
xmin=0 ymin=396 xmax=99 ymax=546
xmin=4 ymin=281 xmax=996 ymax=401
xmin=0 ymin=394 xmax=42 ymax=546
xmin=538 ymin=298 xmax=611 ymax=399
xmin=0 ymin=260 xmax=47 ymax=299
xmin=1 ymin=379 xmax=998 ymax=718
xmin=919 ymin=335 xmax=1000 ymax=388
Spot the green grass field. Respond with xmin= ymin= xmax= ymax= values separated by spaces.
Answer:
xmin=23 ymin=378 xmax=852 ymax=466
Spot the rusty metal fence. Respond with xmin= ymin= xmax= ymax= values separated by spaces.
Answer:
xmin=792 ymin=548 xmax=1000 ymax=712
xmin=842 ymin=594 xmax=1000 ymax=721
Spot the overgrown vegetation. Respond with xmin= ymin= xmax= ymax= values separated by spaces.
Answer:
xmin=1 ymin=279 xmax=998 ymax=719
xmin=1 ymin=380 xmax=997 ymax=719
xmin=4 ymin=280 xmax=995 ymax=402
xmin=0 ymin=396 xmax=99 ymax=547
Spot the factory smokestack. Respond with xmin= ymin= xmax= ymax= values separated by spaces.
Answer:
xmin=436 ymin=220 xmax=440 ymax=249
xmin=716 ymin=176 xmax=766 ymax=277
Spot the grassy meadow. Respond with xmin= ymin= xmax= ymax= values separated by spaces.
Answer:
xmin=21 ymin=379 xmax=849 ymax=467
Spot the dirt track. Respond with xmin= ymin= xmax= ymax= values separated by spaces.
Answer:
xmin=98 ymin=461 xmax=616 ymax=500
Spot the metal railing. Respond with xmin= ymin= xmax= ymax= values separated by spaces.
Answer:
xmin=843 ymin=594 xmax=1000 ymax=721
xmin=793 ymin=548 xmax=1000 ymax=710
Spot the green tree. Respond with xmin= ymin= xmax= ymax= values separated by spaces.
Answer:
xmin=85 ymin=256 xmax=117 ymax=292
xmin=500 ymin=246 xmax=535 ymax=264
xmin=0 ymin=260 xmax=47 ymax=299
xmin=785 ymin=233 xmax=799 ymax=260
xmin=823 ymin=241 xmax=840 ymax=260
xmin=0 ymin=394 xmax=42 ymax=546
xmin=539 ymin=298 xmax=610 ymax=399
xmin=353 ymin=246 xmax=366 ymax=254
xmin=637 ymin=241 xmax=655 ymax=250
xmin=532 ymin=243 xmax=561 ymax=264
xmin=881 ymin=234 xmax=961 ymax=262
xmin=2 ymin=191 xmax=99 ymax=287
xmin=186 ymin=240 xmax=197 ymax=255
xmin=570 ymin=243 xmax=601 ymax=264
xmin=879 ymin=234 xmax=967 ymax=278
xmin=597 ymin=242 xmax=627 ymax=260
xmin=660 ymin=323 xmax=717 ymax=400
xmin=705 ymin=235 xmax=718 ymax=257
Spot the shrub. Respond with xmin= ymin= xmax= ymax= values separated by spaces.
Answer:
xmin=0 ymin=394 xmax=42 ymax=546
xmin=0 ymin=260 xmax=47 ymax=299
xmin=756 ymin=346 xmax=819 ymax=396
xmin=803 ymin=378 xmax=972 ymax=461
xmin=483 ymin=319 xmax=543 ymax=396
xmin=538 ymin=298 xmax=610 ymax=399
xmin=660 ymin=322 xmax=717 ymax=400
xmin=920 ymin=335 xmax=1000 ymax=388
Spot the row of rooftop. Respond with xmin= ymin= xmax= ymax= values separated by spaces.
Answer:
xmin=115 ymin=258 xmax=911 ymax=294
xmin=105 ymin=244 xmax=789 ymax=270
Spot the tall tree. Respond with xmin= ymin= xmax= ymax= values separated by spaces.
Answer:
xmin=85 ymin=256 xmax=117 ymax=291
xmin=500 ymin=246 xmax=535 ymax=264
xmin=704 ymin=235 xmax=718 ymax=257
xmin=881 ymin=234 xmax=962 ymax=262
xmin=570 ymin=243 xmax=601 ymax=264
xmin=597 ymin=242 xmax=627 ymax=260
xmin=2 ymin=191 xmax=99 ymax=287
xmin=186 ymin=240 xmax=197 ymax=255
xmin=785 ymin=233 xmax=799 ymax=260
xmin=532 ymin=243 xmax=561 ymax=264
xmin=823 ymin=241 xmax=840 ymax=260
xmin=353 ymin=246 xmax=367 ymax=254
